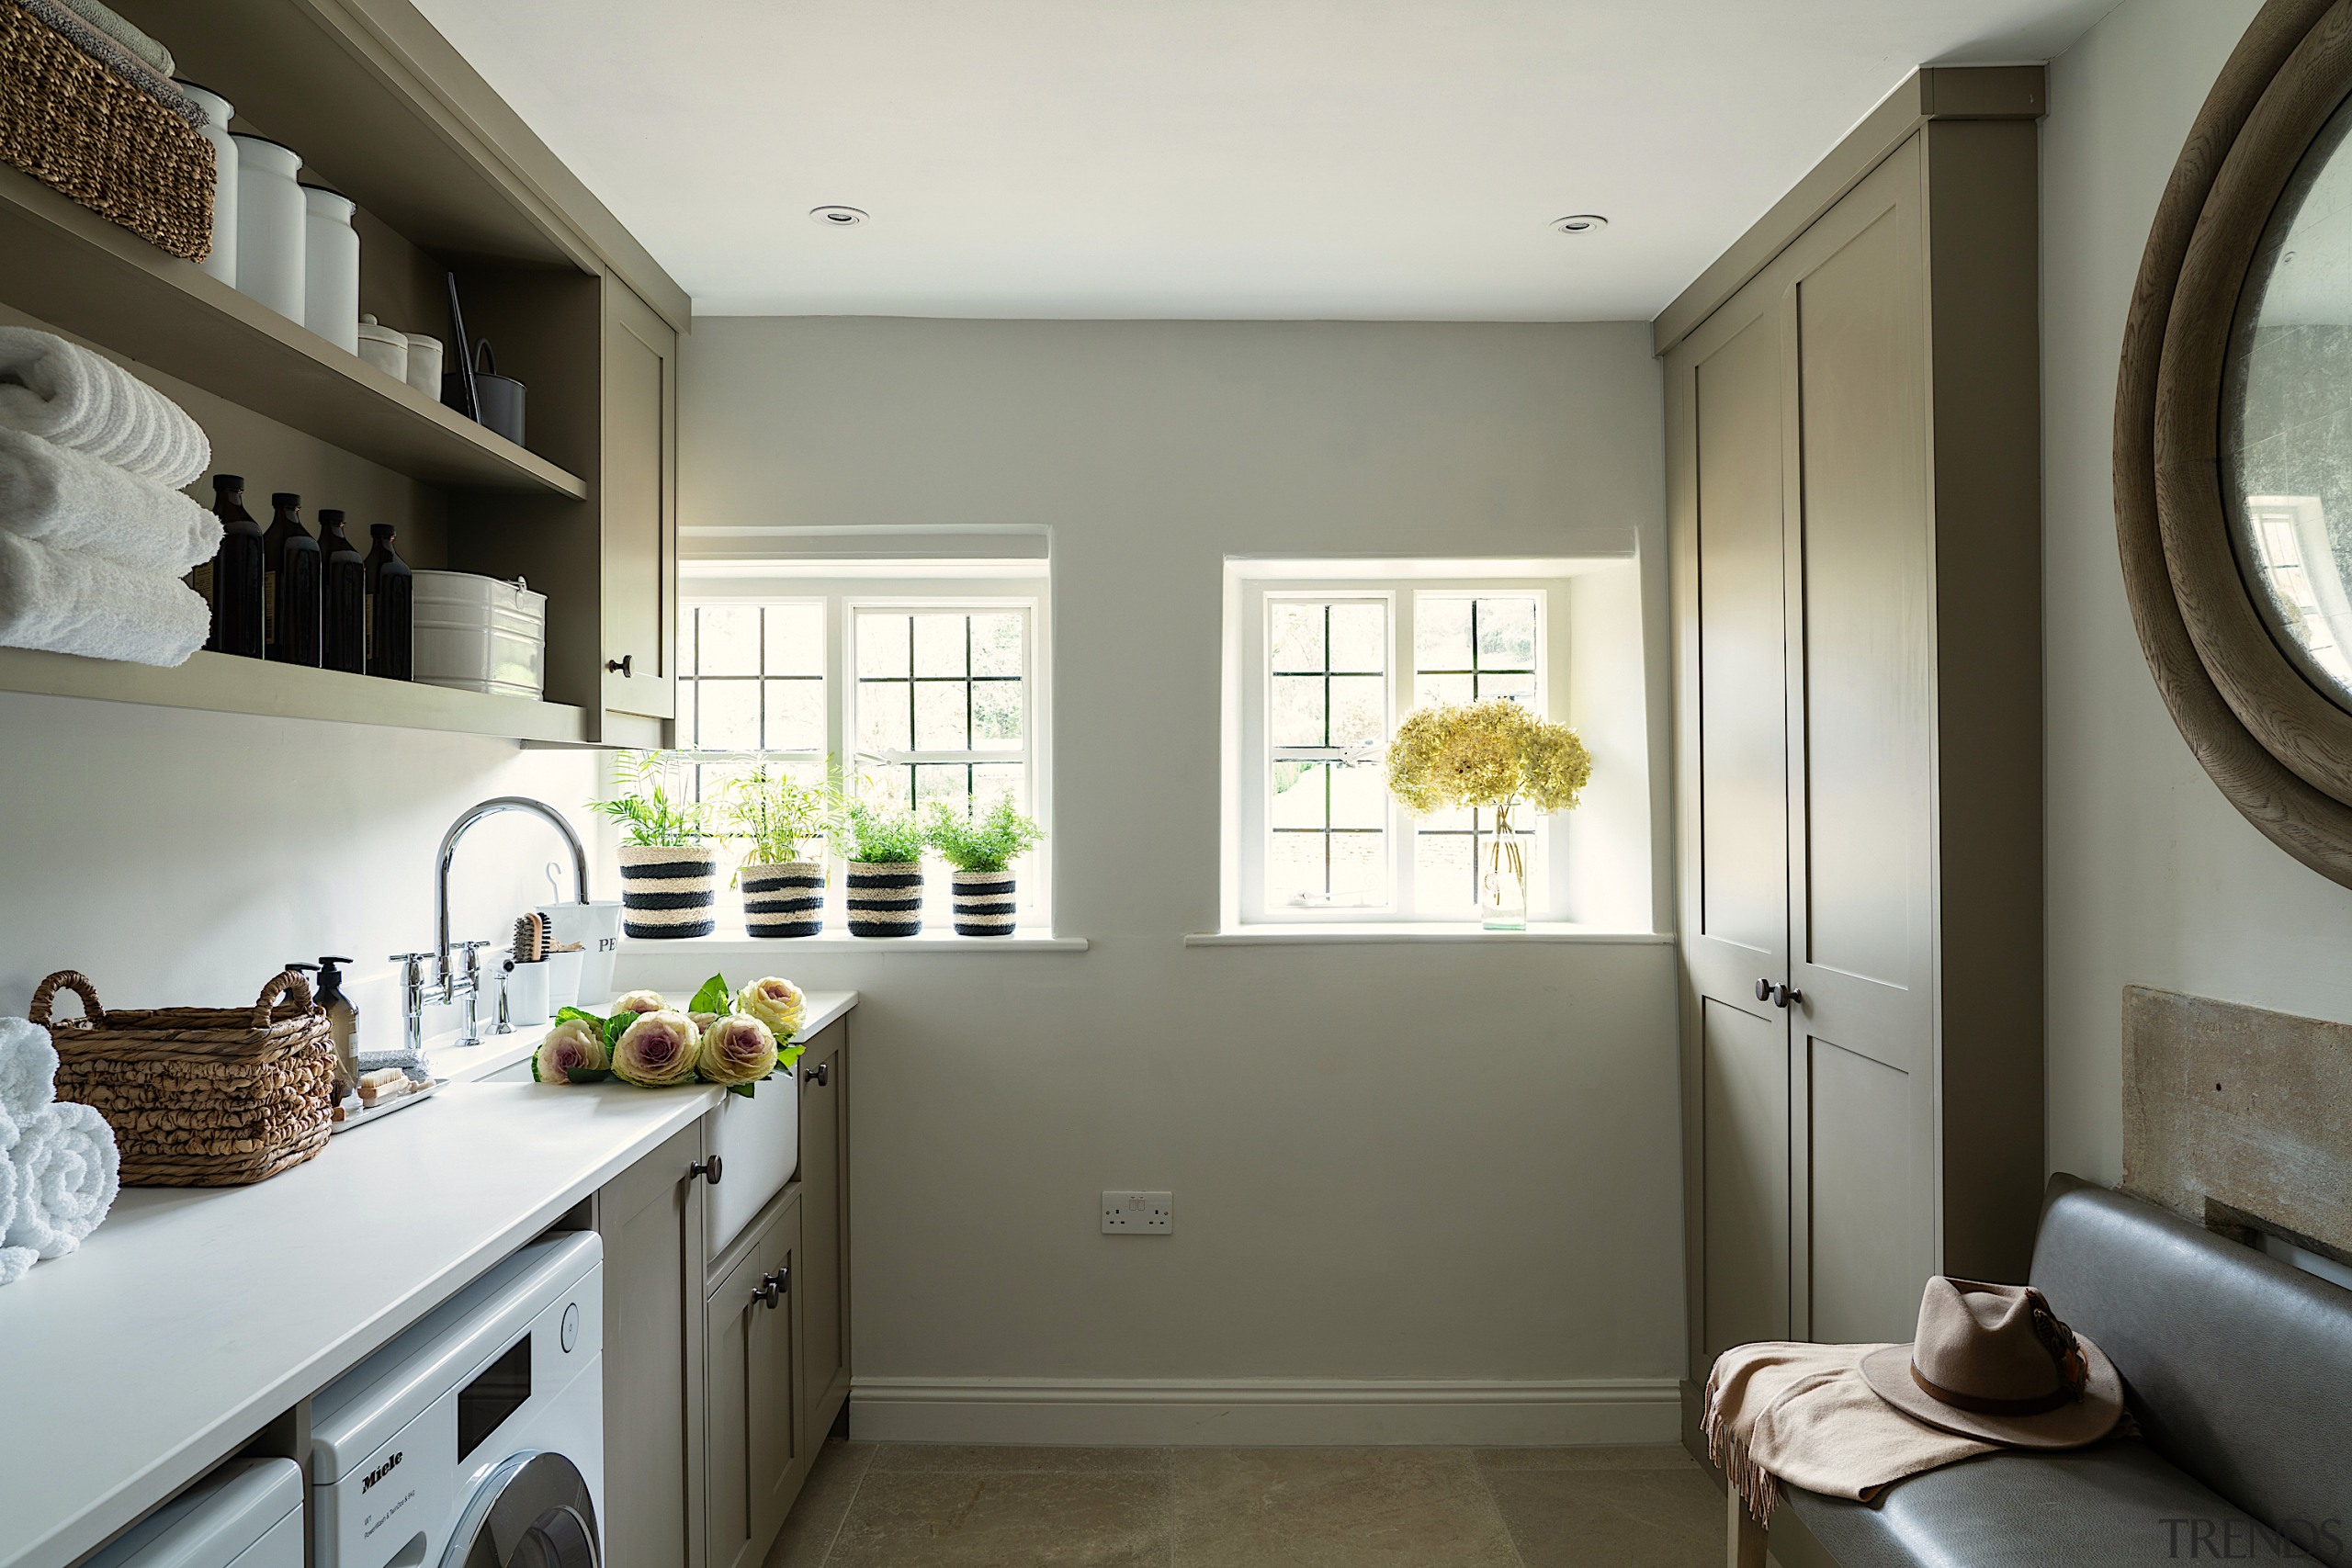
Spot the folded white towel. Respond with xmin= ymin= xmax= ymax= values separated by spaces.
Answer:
xmin=0 ymin=1017 xmax=58 ymax=1122
xmin=5 ymin=1100 xmax=119 ymax=1260
xmin=0 ymin=329 xmax=210 ymax=490
xmin=0 ymin=532 xmax=210 ymax=666
xmin=0 ymin=1102 xmax=34 ymax=1286
xmin=55 ymin=0 xmax=172 ymax=76
xmin=0 ymin=429 xmax=220 ymax=574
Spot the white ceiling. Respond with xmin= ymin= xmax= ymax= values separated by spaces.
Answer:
xmin=414 ymin=0 xmax=2118 ymax=321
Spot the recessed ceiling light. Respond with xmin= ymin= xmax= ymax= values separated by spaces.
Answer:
xmin=1551 ymin=214 xmax=1609 ymax=234
xmin=810 ymin=206 xmax=868 ymax=227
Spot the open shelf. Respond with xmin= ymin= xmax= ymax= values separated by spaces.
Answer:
xmin=0 ymin=647 xmax=588 ymax=743
xmin=0 ymin=164 xmax=588 ymax=499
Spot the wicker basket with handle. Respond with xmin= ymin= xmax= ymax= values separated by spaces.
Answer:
xmin=32 ymin=969 xmax=335 ymax=1186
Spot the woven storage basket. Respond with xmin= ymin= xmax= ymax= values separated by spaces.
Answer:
xmin=0 ymin=3 xmax=214 ymax=260
xmin=32 ymin=969 xmax=334 ymax=1187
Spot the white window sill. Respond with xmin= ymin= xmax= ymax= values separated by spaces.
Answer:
xmin=1184 ymin=923 xmax=1673 ymax=947
xmin=622 ymin=931 xmax=1089 ymax=954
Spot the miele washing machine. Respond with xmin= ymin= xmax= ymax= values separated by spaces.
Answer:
xmin=311 ymin=1232 xmax=604 ymax=1568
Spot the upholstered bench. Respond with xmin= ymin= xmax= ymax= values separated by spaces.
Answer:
xmin=1759 ymin=1174 xmax=2352 ymax=1568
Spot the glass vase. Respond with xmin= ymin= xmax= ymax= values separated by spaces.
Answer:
xmin=1482 ymin=806 xmax=1529 ymax=931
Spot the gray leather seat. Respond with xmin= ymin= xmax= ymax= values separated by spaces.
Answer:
xmin=1770 ymin=1175 xmax=2352 ymax=1567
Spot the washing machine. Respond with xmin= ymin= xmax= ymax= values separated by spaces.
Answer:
xmin=311 ymin=1232 xmax=604 ymax=1568
xmin=84 ymin=1459 xmax=305 ymax=1567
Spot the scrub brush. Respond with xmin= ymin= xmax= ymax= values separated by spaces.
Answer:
xmin=513 ymin=911 xmax=550 ymax=964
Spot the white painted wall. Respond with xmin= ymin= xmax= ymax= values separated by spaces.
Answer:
xmin=2041 ymin=0 xmax=2352 ymax=1182
xmin=662 ymin=317 xmax=1685 ymax=1440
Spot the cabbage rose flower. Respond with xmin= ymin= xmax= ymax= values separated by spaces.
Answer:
xmin=532 ymin=1017 xmax=607 ymax=1084
xmin=614 ymin=989 xmax=668 ymax=1016
xmin=696 ymin=1015 xmax=779 ymax=1088
xmin=613 ymin=1010 xmax=701 ymax=1087
xmin=735 ymin=976 xmax=805 ymax=1041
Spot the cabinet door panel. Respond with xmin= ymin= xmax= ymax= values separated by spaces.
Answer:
xmin=705 ymin=1245 xmax=762 ymax=1568
xmin=749 ymin=1198 xmax=804 ymax=1548
xmin=797 ymin=1023 xmax=849 ymax=1436
xmin=1809 ymin=1037 xmax=1919 ymax=1342
xmin=1702 ymin=997 xmax=1790 ymax=1358
xmin=604 ymin=280 xmax=676 ymax=721
xmin=599 ymin=1122 xmax=707 ymax=1568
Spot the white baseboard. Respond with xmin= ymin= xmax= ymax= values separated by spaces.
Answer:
xmin=849 ymin=1376 xmax=1683 ymax=1447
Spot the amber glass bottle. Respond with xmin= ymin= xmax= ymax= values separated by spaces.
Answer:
xmin=262 ymin=492 xmax=322 ymax=665
xmin=206 ymin=474 xmax=266 ymax=659
xmin=317 ymin=508 xmax=367 ymax=673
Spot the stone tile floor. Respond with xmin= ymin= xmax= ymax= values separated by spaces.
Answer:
xmin=763 ymin=1440 xmax=1724 ymax=1568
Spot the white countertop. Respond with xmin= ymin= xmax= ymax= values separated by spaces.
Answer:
xmin=0 ymin=991 xmax=856 ymax=1568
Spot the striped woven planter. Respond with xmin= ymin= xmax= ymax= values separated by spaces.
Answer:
xmin=741 ymin=861 xmax=825 ymax=938
xmin=951 ymin=870 xmax=1019 ymax=936
xmin=617 ymin=843 xmax=718 ymax=939
xmin=845 ymin=861 xmax=922 ymax=937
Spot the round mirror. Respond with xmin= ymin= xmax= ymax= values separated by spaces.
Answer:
xmin=2223 ymin=90 xmax=2352 ymax=712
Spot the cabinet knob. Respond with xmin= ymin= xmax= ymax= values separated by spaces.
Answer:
xmin=1753 ymin=978 xmax=1773 ymax=1003
xmin=1777 ymin=985 xmax=1804 ymax=1010
xmin=803 ymin=1061 xmax=829 ymax=1088
xmin=690 ymin=1155 xmax=723 ymax=1186
xmin=751 ymin=1267 xmax=789 ymax=1309
xmin=606 ymin=655 xmax=633 ymax=676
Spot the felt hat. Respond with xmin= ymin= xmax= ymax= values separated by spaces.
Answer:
xmin=1859 ymin=1277 xmax=2125 ymax=1448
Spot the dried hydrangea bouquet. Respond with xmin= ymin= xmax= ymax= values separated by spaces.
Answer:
xmin=1385 ymin=699 xmax=1592 ymax=930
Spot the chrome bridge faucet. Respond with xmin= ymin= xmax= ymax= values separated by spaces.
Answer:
xmin=394 ymin=796 xmax=589 ymax=1055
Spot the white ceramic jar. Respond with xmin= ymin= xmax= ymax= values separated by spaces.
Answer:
xmin=402 ymin=333 xmax=444 ymax=399
xmin=231 ymin=135 xmax=304 ymax=323
xmin=356 ymin=315 xmax=408 ymax=382
xmin=301 ymin=186 xmax=359 ymax=354
xmin=176 ymin=81 xmax=236 ymax=286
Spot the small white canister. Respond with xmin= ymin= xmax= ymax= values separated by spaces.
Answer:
xmin=301 ymin=185 xmax=359 ymax=354
xmin=176 ymin=81 xmax=236 ymax=285
xmin=232 ymin=134 xmax=304 ymax=322
xmin=356 ymin=315 xmax=407 ymax=382
xmin=403 ymin=333 xmax=444 ymax=400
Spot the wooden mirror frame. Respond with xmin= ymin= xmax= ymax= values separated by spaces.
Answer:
xmin=2120 ymin=0 xmax=2352 ymax=886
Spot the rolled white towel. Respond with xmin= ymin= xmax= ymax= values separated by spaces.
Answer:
xmin=6 ymin=1100 xmax=118 ymax=1260
xmin=0 ymin=328 xmax=211 ymax=490
xmin=0 ymin=429 xmax=220 ymax=575
xmin=0 ymin=1102 xmax=32 ymax=1286
xmin=0 ymin=532 xmax=210 ymax=667
xmin=0 ymin=1016 xmax=58 ymax=1122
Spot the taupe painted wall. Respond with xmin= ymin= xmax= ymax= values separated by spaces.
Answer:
xmin=2041 ymin=0 xmax=2352 ymax=1182
xmin=666 ymin=318 xmax=1683 ymax=1437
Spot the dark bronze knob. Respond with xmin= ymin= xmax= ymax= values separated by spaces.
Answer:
xmin=606 ymin=655 xmax=633 ymax=676
xmin=803 ymin=1061 xmax=830 ymax=1087
xmin=1754 ymin=978 xmax=1773 ymax=1003
xmin=690 ymin=1155 xmax=723 ymax=1185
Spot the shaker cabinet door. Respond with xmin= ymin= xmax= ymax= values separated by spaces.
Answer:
xmin=749 ymin=1194 xmax=805 ymax=1550
xmin=796 ymin=1021 xmax=851 ymax=1441
xmin=602 ymin=278 xmax=677 ymax=723
xmin=598 ymin=1120 xmax=708 ymax=1568
xmin=706 ymin=1190 xmax=803 ymax=1568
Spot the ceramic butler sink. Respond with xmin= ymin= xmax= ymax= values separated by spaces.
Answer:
xmin=706 ymin=1064 xmax=797 ymax=1256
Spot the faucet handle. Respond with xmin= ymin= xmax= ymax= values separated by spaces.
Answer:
xmin=389 ymin=952 xmax=433 ymax=981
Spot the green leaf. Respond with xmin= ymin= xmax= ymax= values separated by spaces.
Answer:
xmin=530 ymin=1051 xmax=546 ymax=1083
xmin=555 ymin=1006 xmax=606 ymax=1031
xmin=603 ymin=1011 xmax=631 ymax=1055
xmin=688 ymin=972 xmax=732 ymax=1017
xmin=566 ymin=1066 xmax=613 ymax=1084
xmin=729 ymin=1081 xmax=755 ymax=1098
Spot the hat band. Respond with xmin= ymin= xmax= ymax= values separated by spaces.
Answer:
xmin=1910 ymin=1362 xmax=2075 ymax=1416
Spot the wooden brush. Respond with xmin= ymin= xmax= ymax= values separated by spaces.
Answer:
xmin=512 ymin=911 xmax=550 ymax=964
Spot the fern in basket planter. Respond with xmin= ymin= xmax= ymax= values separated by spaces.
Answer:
xmin=591 ymin=751 xmax=718 ymax=939
xmin=838 ymin=800 xmax=928 ymax=937
xmin=925 ymin=798 xmax=1045 ymax=936
xmin=725 ymin=763 xmax=838 ymax=938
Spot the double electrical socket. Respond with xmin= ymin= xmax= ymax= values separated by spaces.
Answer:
xmin=1101 ymin=1190 xmax=1172 ymax=1234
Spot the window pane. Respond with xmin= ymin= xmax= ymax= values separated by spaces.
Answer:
xmin=1476 ymin=670 xmax=1537 ymax=705
xmin=698 ymin=605 xmax=761 ymax=676
xmin=914 ymin=681 xmax=969 ymax=750
xmin=676 ymin=678 xmax=698 ymax=747
xmin=1416 ymin=672 xmax=1473 ymax=709
xmin=972 ymin=762 xmax=1023 ymax=812
xmin=856 ymin=613 xmax=910 ymax=678
xmin=1271 ymin=602 xmax=1323 ymax=671
xmin=1270 ymin=761 xmax=1326 ymax=829
xmin=915 ymin=762 xmax=969 ymax=814
xmin=1477 ymin=596 xmax=1538 ymax=668
xmin=1329 ymin=831 xmax=1385 ymax=898
xmin=1414 ymin=832 xmax=1477 ymax=912
xmin=765 ymin=604 xmax=824 ymax=677
xmin=764 ymin=678 xmax=824 ymax=751
xmin=1272 ymin=676 xmax=1326 ymax=747
xmin=856 ymin=763 xmax=913 ymax=812
xmin=1269 ymin=831 xmax=1326 ymax=902
xmin=1328 ymin=675 xmax=1385 ymax=749
xmin=679 ymin=611 xmax=696 ymax=675
xmin=699 ymin=679 xmax=760 ymax=750
xmin=971 ymin=613 xmax=1023 ymax=677
xmin=1329 ymin=762 xmax=1385 ymax=829
xmin=913 ymin=614 xmax=967 ymax=678
xmin=859 ymin=681 xmax=911 ymax=752
xmin=1416 ymin=596 xmax=1473 ymax=671
xmin=1328 ymin=602 xmax=1385 ymax=673
xmin=972 ymin=681 xmax=1023 ymax=748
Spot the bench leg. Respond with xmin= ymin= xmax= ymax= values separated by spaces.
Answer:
xmin=1728 ymin=1481 xmax=1768 ymax=1568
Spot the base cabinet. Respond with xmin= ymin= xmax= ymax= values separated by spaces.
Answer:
xmin=795 ymin=1021 xmax=851 ymax=1444
xmin=706 ymin=1190 xmax=804 ymax=1568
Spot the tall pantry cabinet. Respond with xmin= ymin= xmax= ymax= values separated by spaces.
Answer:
xmin=1662 ymin=67 xmax=2048 ymax=1433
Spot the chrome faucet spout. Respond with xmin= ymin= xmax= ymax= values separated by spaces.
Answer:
xmin=435 ymin=795 xmax=590 ymax=982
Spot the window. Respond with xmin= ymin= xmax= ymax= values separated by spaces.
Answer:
xmin=677 ymin=564 xmax=1050 ymax=929
xmin=1227 ymin=564 xmax=1581 ymax=927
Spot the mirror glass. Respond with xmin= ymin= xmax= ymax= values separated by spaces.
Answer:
xmin=2224 ymin=93 xmax=2352 ymax=711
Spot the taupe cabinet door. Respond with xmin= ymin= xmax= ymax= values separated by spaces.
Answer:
xmin=603 ymin=279 xmax=678 ymax=722
xmin=796 ymin=1022 xmax=852 ymax=1447
xmin=598 ymin=1121 xmax=709 ymax=1568
xmin=706 ymin=1190 xmax=804 ymax=1568
xmin=1675 ymin=141 xmax=1938 ymax=1364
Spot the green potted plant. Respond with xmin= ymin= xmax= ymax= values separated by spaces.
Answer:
xmin=591 ymin=751 xmax=717 ymax=939
xmin=924 ymin=797 xmax=1046 ymax=935
xmin=725 ymin=763 xmax=836 ymax=938
xmin=837 ymin=799 xmax=928 ymax=936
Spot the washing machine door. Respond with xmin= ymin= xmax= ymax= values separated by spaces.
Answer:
xmin=439 ymin=1451 xmax=599 ymax=1568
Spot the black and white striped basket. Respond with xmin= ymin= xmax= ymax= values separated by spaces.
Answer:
xmin=741 ymin=861 xmax=825 ymax=938
xmin=617 ymin=843 xmax=718 ymax=939
xmin=951 ymin=870 xmax=1018 ymax=936
xmin=845 ymin=861 xmax=922 ymax=937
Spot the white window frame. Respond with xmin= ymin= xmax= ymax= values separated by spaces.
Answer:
xmin=679 ymin=564 xmax=1053 ymax=931
xmin=1226 ymin=563 xmax=1575 ymax=928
